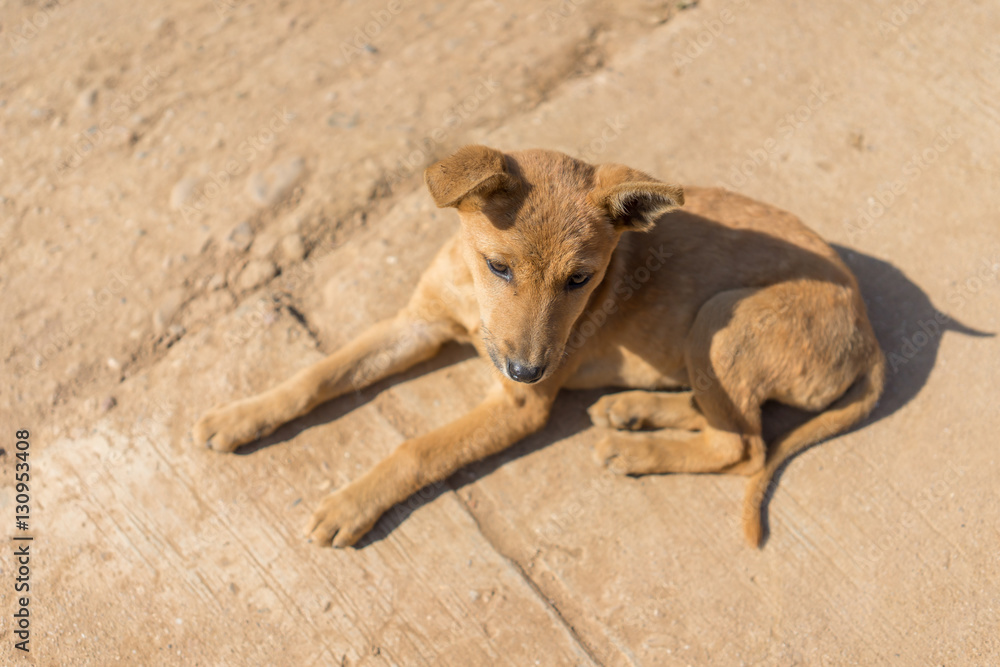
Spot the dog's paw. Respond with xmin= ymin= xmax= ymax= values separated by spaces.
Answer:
xmin=594 ymin=434 xmax=658 ymax=475
xmin=588 ymin=393 xmax=644 ymax=431
xmin=305 ymin=485 xmax=382 ymax=548
xmin=192 ymin=401 xmax=266 ymax=453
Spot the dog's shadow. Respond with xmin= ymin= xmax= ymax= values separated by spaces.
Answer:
xmin=756 ymin=245 xmax=993 ymax=542
xmin=833 ymin=245 xmax=993 ymax=420
xmin=237 ymin=339 xmax=603 ymax=548
xmin=237 ymin=247 xmax=992 ymax=549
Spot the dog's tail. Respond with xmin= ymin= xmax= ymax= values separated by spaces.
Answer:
xmin=743 ymin=349 xmax=886 ymax=547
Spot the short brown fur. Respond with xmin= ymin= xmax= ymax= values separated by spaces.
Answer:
xmin=194 ymin=145 xmax=885 ymax=547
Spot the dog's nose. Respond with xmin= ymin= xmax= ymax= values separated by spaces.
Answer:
xmin=506 ymin=360 xmax=545 ymax=383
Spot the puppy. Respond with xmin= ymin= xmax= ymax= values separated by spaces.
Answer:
xmin=193 ymin=145 xmax=885 ymax=547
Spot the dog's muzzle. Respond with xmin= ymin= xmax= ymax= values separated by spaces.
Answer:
xmin=505 ymin=359 xmax=545 ymax=384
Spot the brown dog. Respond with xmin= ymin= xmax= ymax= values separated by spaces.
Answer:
xmin=193 ymin=145 xmax=885 ymax=547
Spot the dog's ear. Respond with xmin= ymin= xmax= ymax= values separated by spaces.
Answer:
xmin=588 ymin=163 xmax=684 ymax=231
xmin=424 ymin=145 xmax=517 ymax=209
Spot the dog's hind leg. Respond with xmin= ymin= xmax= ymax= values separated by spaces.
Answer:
xmin=588 ymin=390 xmax=706 ymax=431
xmin=594 ymin=426 xmax=749 ymax=474
xmin=594 ymin=289 xmax=767 ymax=476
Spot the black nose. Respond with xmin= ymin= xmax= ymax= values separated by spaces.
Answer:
xmin=506 ymin=360 xmax=545 ymax=383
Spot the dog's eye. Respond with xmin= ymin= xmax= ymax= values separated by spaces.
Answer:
xmin=567 ymin=272 xmax=591 ymax=290
xmin=486 ymin=258 xmax=511 ymax=281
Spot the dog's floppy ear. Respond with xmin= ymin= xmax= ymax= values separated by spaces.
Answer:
xmin=424 ymin=145 xmax=516 ymax=209
xmin=588 ymin=163 xmax=684 ymax=231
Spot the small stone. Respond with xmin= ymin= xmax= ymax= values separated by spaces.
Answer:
xmin=77 ymin=88 xmax=98 ymax=112
xmin=226 ymin=221 xmax=254 ymax=252
xmin=185 ymin=289 xmax=235 ymax=322
xmin=101 ymin=396 xmax=118 ymax=413
xmin=326 ymin=111 xmax=358 ymax=128
xmin=207 ymin=274 xmax=226 ymax=291
xmin=245 ymin=156 xmax=305 ymax=207
xmin=251 ymin=231 xmax=279 ymax=258
xmin=164 ymin=324 xmax=186 ymax=347
xmin=169 ymin=177 xmax=200 ymax=210
xmin=279 ymin=234 xmax=305 ymax=262
xmin=237 ymin=260 xmax=277 ymax=291
xmin=153 ymin=288 xmax=185 ymax=334
xmin=281 ymin=210 xmax=308 ymax=234
xmin=107 ymin=357 xmax=121 ymax=371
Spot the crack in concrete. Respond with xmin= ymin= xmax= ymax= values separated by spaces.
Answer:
xmin=450 ymin=490 xmax=607 ymax=667
xmin=342 ymin=382 xmax=610 ymax=663
xmin=284 ymin=303 xmax=323 ymax=349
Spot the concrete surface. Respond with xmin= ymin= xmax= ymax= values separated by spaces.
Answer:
xmin=1 ymin=0 xmax=998 ymax=664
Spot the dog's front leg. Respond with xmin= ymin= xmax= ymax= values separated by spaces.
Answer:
xmin=305 ymin=382 xmax=555 ymax=547
xmin=193 ymin=312 xmax=456 ymax=452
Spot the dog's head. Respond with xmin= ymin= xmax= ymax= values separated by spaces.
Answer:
xmin=425 ymin=145 xmax=683 ymax=384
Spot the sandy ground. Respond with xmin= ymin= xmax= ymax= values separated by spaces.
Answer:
xmin=1 ymin=0 xmax=999 ymax=664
